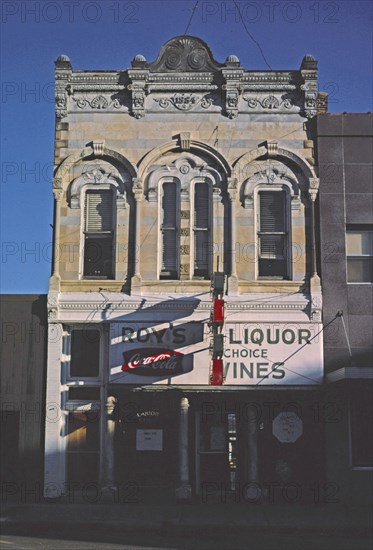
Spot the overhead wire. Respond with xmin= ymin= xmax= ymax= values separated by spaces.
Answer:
xmin=184 ymin=0 xmax=199 ymax=35
xmin=232 ymin=0 xmax=273 ymax=70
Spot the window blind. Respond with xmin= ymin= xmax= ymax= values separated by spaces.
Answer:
xmin=85 ymin=190 xmax=113 ymax=232
xmin=161 ymin=182 xmax=178 ymax=276
xmin=195 ymin=182 xmax=209 ymax=229
xmin=258 ymin=190 xmax=288 ymax=278
xmin=194 ymin=182 xmax=210 ymax=277
xmin=259 ymin=191 xmax=285 ymax=233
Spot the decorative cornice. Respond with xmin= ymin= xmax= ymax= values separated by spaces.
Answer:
xmin=57 ymin=300 xmax=308 ymax=312
xmin=71 ymin=74 xmax=121 ymax=83
xmin=148 ymin=84 xmax=217 ymax=92
xmin=54 ymin=38 xmax=319 ymax=120
xmin=69 ymin=84 xmax=123 ymax=92
xmin=241 ymin=84 xmax=297 ymax=91
xmin=243 ymin=73 xmax=295 ymax=82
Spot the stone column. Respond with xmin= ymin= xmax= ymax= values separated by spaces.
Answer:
xmin=309 ymin=183 xmax=319 ymax=279
xmin=308 ymin=179 xmax=321 ymax=317
xmin=102 ymin=396 xmax=117 ymax=499
xmin=175 ymin=396 xmax=192 ymax=500
xmin=131 ymin=178 xmax=143 ymax=292
xmin=245 ymin=405 xmax=260 ymax=500
xmin=50 ymin=181 xmax=63 ymax=290
xmin=227 ymin=177 xmax=238 ymax=294
xmin=44 ymin=323 xmax=64 ymax=498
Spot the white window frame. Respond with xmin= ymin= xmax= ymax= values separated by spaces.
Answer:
xmin=346 ymin=225 xmax=373 ymax=284
xmin=158 ymin=178 xmax=180 ymax=280
xmin=62 ymin=325 xmax=103 ymax=384
xmin=191 ymin=177 xmax=212 ymax=280
xmin=255 ymin=185 xmax=292 ymax=280
xmin=80 ymin=185 xmax=116 ymax=280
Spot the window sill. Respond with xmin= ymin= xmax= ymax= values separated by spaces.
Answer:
xmin=347 ymin=282 xmax=372 ymax=285
xmin=61 ymin=280 xmax=124 ymax=292
xmin=81 ymin=276 xmax=114 ymax=280
xmin=239 ymin=280 xmax=306 ymax=293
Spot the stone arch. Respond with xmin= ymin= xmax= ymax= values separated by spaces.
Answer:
xmin=53 ymin=144 xmax=138 ymax=193
xmin=137 ymin=138 xmax=231 ymax=181
xmin=233 ymin=144 xmax=317 ymax=194
xmin=146 ymin=156 xmax=223 ymax=202
xmin=241 ymin=163 xmax=301 ymax=210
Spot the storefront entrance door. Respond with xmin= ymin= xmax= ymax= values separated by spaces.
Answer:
xmin=195 ymin=410 xmax=238 ymax=496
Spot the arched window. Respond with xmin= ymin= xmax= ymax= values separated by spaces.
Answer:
xmin=160 ymin=181 xmax=179 ymax=279
xmin=194 ymin=181 xmax=211 ymax=279
xmin=257 ymin=188 xmax=290 ymax=279
xmin=83 ymin=189 xmax=115 ymax=278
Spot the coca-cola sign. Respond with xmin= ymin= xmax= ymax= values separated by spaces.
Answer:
xmin=122 ymin=348 xmax=184 ymax=376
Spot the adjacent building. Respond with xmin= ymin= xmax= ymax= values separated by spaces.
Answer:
xmin=0 ymin=295 xmax=47 ymax=499
xmin=317 ymin=113 xmax=373 ymax=506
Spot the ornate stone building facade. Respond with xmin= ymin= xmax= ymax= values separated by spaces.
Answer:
xmin=45 ymin=36 xmax=327 ymax=501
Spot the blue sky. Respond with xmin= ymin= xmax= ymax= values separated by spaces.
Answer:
xmin=1 ymin=0 xmax=372 ymax=293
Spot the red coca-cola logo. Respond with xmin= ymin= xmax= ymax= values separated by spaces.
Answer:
xmin=122 ymin=348 xmax=183 ymax=376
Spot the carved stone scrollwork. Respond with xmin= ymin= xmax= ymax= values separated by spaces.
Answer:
xmin=225 ymin=90 xmax=239 ymax=119
xmin=53 ymin=176 xmax=63 ymax=200
xmin=222 ymin=66 xmax=243 ymax=119
xmin=133 ymin=92 xmax=144 ymax=108
xmin=300 ymin=63 xmax=318 ymax=118
xmin=72 ymin=95 xmax=123 ymax=111
xmin=308 ymin=177 xmax=319 ymax=202
xmin=317 ymin=92 xmax=328 ymax=114
xmin=47 ymin=292 xmax=61 ymax=322
xmin=201 ymin=96 xmax=213 ymax=109
xmin=154 ymin=93 xmax=213 ymax=112
xmin=311 ymin=309 xmax=322 ymax=322
xmin=263 ymin=95 xmax=280 ymax=109
xmin=132 ymin=177 xmax=144 ymax=201
xmin=227 ymin=177 xmax=238 ymax=200
xmin=92 ymin=141 xmax=105 ymax=156
xmin=243 ymin=95 xmax=295 ymax=111
xmin=69 ymin=166 xmax=127 ymax=209
xmin=56 ymin=93 xmax=68 ymax=118
xmin=179 ymin=133 xmax=191 ymax=150
xmin=127 ymin=70 xmax=148 ymax=119
xmin=148 ymin=36 xmax=222 ymax=73
xmin=242 ymin=164 xmax=300 ymax=208
xmin=55 ymin=57 xmax=72 ymax=119
xmin=266 ymin=141 xmax=278 ymax=158
xmin=156 ymin=93 xmax=196 ymax=111
xmin=47 ymin=293 xmax=59 ymax=321
xmin=53 ymin=177 xmax=63 ymax=191
xmin=147 ymin=157 xmax=223 ymax=202
xmin=48 ymin=310 xmax=58 ymax=322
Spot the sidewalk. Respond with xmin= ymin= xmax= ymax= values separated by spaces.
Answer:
xmin=1 ymin=501 xmax=372 ymax=535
